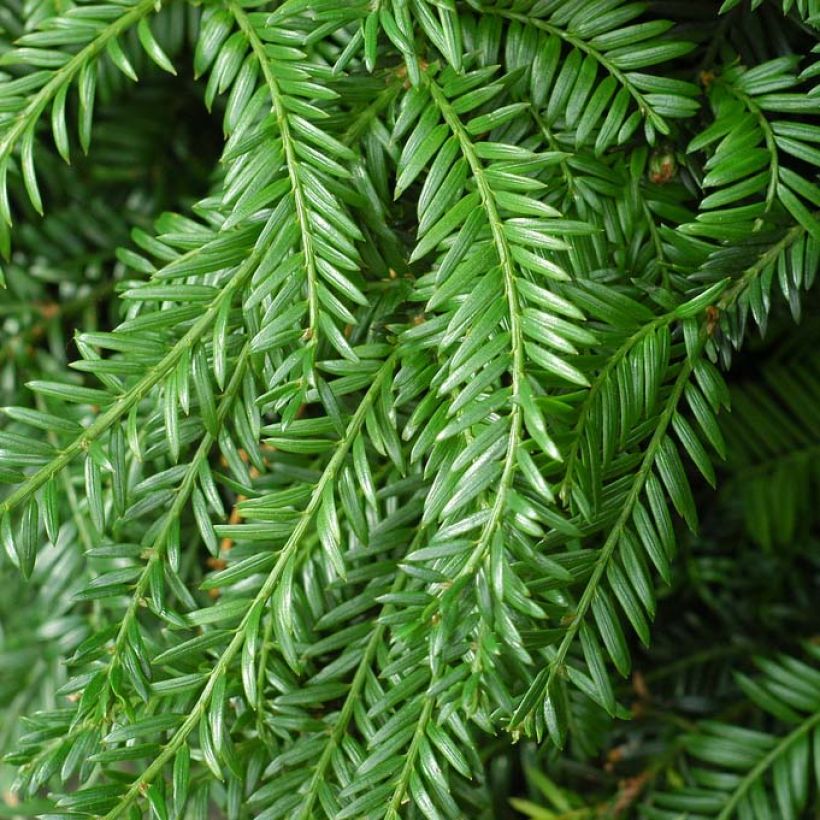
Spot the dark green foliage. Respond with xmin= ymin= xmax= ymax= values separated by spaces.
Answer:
xmin=0 ymin=0 xmax=818 ymax=817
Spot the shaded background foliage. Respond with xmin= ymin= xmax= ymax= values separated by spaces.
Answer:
xmin=0 ymin=0 xmax=818 ymax=817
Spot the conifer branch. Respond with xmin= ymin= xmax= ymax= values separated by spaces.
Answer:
xmin=0 ymin=0 xmax=161 ymax=174
xmin=101 ymin=351 xmax=398 ymax=817
xmin=0 ymin=241 xmax=260 ymax=520
xmin=229 ymin=1 xmax=322 ymax=349
xmin=426 ymin=75 xmax=525 ymax=581
xmin=514 ymin=220 xmax=812 ymax=729
xmin=717 ymin=711 xmax=820 ymax=819
xmin=105 ymin=343 xmax=251 ymax=701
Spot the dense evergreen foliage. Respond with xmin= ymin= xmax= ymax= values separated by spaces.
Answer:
xmin=0 ymin=0 xmax=818 ymax=816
